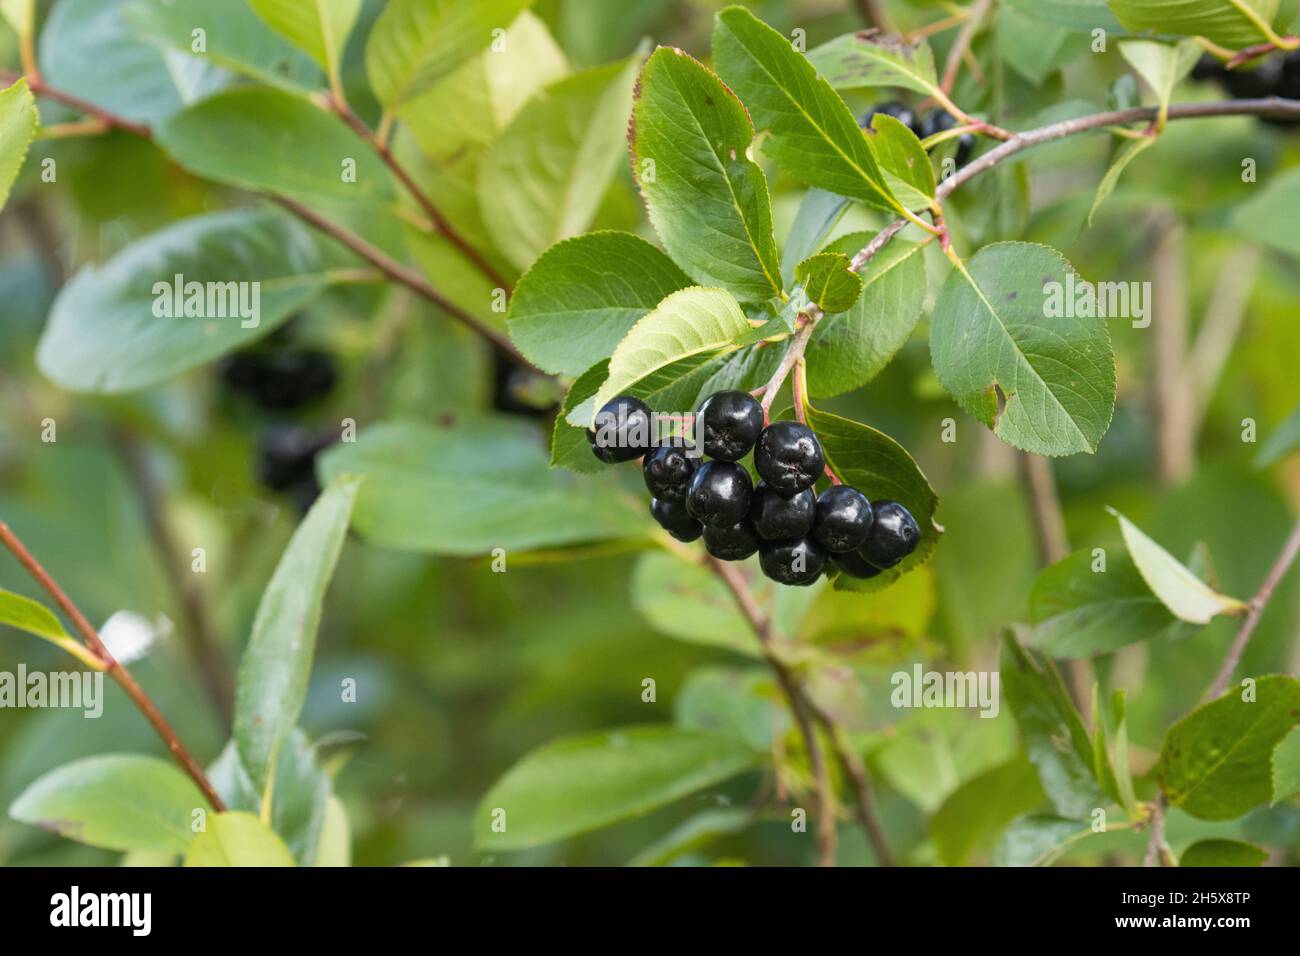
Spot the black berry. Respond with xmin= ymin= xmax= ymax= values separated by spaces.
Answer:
xmin=917 ymin=110 xmax=974 ymax=166
xmin=219 ymin=348 xmax=336 ymax=410
xmin=686 ymin=461 xmax=753 ymax=528
xmin=754 ymin=421 xmax=824 ymax=497
xmin=831 ymin=549 xmax=883 ymax=580
xmin=643 ymin=444 xmax=699 ymax=503
xmin=697 ymin=390 xmax=764 ymax=461
xmin=587 ymin=395 xmax=653 ymax=463
xmin=758 ymin=537 xmax=827 ymax=587
xmin=861 ymin=101 xmax=916 ymax=134
xmin=651 ymin=497 xmax=702 ymax=542
xmin=703 ymin=519 xmax=761 ymax=561
xmin=750 ymin=481 xmax=815 ymax=540
xmin=860 ymin=500 xmax=920 ymax=569
xmin=813 ymin=485 xmax=874 ymax=553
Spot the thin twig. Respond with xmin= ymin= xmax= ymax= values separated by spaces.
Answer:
xmin=1206 ymin=520 xmax=1300 ymax=700
xmin=0 ymin=520 xmax=226 ymax=810
xmin=940 ymin=0 xmax=992 ymax=95
xmin=810 ymin=704 xmax=895 ymax=865
xmin=1142 ymin=793 xmax=1168 ymax=866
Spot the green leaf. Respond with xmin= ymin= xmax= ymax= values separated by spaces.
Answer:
xmin=1109 ymin=690 xmax=1139 ymax=815
xmin=248 ymin=0 xmax=361 ymax=83
xmin=631 ymin=47 xmax=782 ymax=301
xmin=991 ymin=814 xmax=1092 ymax=866
xmin=10 ymin=755 xmax=206 ymax=853
xmin=318 ymin=418 xmax=646 ymax=554
xmin=1157 ymin=675 xmax=1300 ymax=820
xmin=1233 ymin=166 xmax=1300 ymax=260
xmin=1007 ymin=0 xmax=1125 ymax=32
xmin=314 ymin=796 xmax=351 ymax=867
xmin=930 ymin=757 xmax=1046 ymax=865
xmin=807 ymin=32 xmax=940 ymax=96
xmin=1118 ymin=39 xmax=1202 ymax=127
xmin=0 ymin=0 xmax=32 ymax=38
xmin=480 ymin=56 xmax=640 ymax=272
xmin=156 ymin=87 xmax=394 ymax=205
xmin=627 ymin=807 xmax=752 ymax=866
xmin=0 ymin=78 xmax=37 ymax=215
xmin=36 ymin=211 xmax=331 ymax=393
xmin=780 ymin=188 xmax=850 ymax=286
xmin=185 ymin=812 xmax=295 ymax=867
xmin=1256 ymin=403 xmax=1300 ymax=467
xmin=474 ymin=726 xmax=756 ymax=850
xmin=929 ymin=242 xmax=1116 ymax=456
xmin=1001 ymin=634 xmax=1107 ymax=819
xmin=1272 ymin=726 xmax=1300 ymax=804
xmin=864 ymin=112 xmax=936 ymax=211
xmin=234 ymin=476 xmax=361 ymax=795
xmin=1029 ymin=547 xmax=1197 ymax=657
xmin=509 ymin=232 xmax=692 ymax=377
xmin=1109 ymin=508 xmax=1248 ymax=624
xmin=551 ymin=360 xmax=611 ymax=473
xmin=794 ymin=252 xmax=863 ymax=314
xmin=997 ymin=6 xmax=1077 ymax=85
xmin=631 ymin=552 xmax=762 ymax=657
xmin=588 ymin=287 xmax=752 ymax=424
xmin=712 ymin=6 xmax=898 ymax=213
xmin=805 ymin=230 xmax=926 ymax=398
xmin=1179 ymin=838 xmax=1268 ymax=867
xmin=1106 ymin=0 xmax=1279 ymax=49
xmin=1086 ymin=135 xmax=1155 ymax=227
xmin=125 ymin=0 xmax=319 ymax=93
xmin=0 ymin=587 xmax=103 ymax=670
xmin=366 ymin=0 xmax=533 ymax=109
xmin=805 ymin=405 xmax=941 ymax=588
xmin=674 ymin=667 xmax=782 ymax=751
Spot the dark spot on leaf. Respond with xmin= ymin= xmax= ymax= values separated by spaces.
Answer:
xmin=1007 ymin=291 xmax=1018 ymax=301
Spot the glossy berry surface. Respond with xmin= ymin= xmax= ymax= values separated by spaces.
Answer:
xmin=703 ymin=519 xmax=761 ymax=561
xmin=754 ymin=421 xmax=825 ymax=497
xmin=759 ymin=537 xmax=827 ymax=587
xmin=697 ymin=390 xmax=764 ymax=461
xmin=686 ymin=461 xmax=753 ymax=529
xmin=650 ymin=497 xmax=702 ymax=542
xmin=643 ymin=444 xmax=699 ymax=503
xmin=813 ymin=485 xmax=874 ymax=553
xmin=860 ymin=101 xmax=915 ymax=133
xmin=860 ymin=500 xmax=921 ymax=569
xmin=587 ymin=395 xmax=653 ymax=463
xmin=750 ymin=481 xmax=815 ymax=540
xmin=831 ymin=548 xmax=883 ymax=580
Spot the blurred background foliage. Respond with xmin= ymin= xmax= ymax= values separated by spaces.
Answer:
xmin=1 ymin=0 xmax=1298 ymax=866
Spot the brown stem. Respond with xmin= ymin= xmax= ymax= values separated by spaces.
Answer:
xmin=1142 ymin=793 xmax=1168 ymax=866
xmin=759 ymin=318 xmax=818 ymax=415
xmin=1206 ymin=520 xmax=1300 ymax=700
xmin=325 ymin=93 xmax=513 ymax=293
xmin=940 ymin=0 xmax=992 ymax=95
xmin=811 ymin=706 xmax=895 ymax=865
xmin=13 ymin=72 xmax=154 ymax=139
xmin=0 ymin=520 xmax=226 ymax=811
xmin=708 ymin=557 xmax=839 ymax=866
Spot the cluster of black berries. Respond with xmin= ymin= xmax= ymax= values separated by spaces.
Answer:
xmin=863 ymin=102 xmax=975 ymax=167
xmin=586 ymin=391 xmax=920 ymax=586
xmin=1191 ymin=52 xmax=1300 ymax=127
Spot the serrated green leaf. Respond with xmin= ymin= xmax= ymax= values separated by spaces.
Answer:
xmin=1087 ymin=134 xmax=1155 ymax=227
xmin=0 ymin=78 xmax=37 ymax=215
xmin=1107 ymin=0 xmax=1279 ymax=49
xmin=865 ymin=112 xmax=936 ymax=210
xmin=631 ymin=551 xmax=763 ymax=658
xmin=1109 ymin=508 xmax=1248 ymax=624
xmin=712 ymin=6 xmax=899 ymax=213
xmin=930 ymin=757 xmax=1046 ymax=865
xmin=480 ymin=55 xmax=641 ymax=271
xmin=631 ymin=47 xmax=782 ymax=301
xmin=1178 ymin=838 xmax=1268 ymax=866
xmin=185 ymin=812 xmax=295 ymax=867
xmin=991 ymin=814 xmax=1092 ymax=866
xmin=551 ymin=360 xmax=612 ymax=473
xmin=589 ymin=287 xmax=752 ymax=424
xmin=319 ymin=418 xmax=646 ymax=554
xmin=36 ymin=211 xmax=332 ymax=394
xmin=794 ymin=252 xmax=863 ymax=314
xmin=366 ymin=0 xmax=533 ymax=109
xmin=474 ymin=726 xmax=756 ymax=850
xmin=0 ymin=0 xmax=32 ymax=38
xmin=1271 ymin=725 xmax=1300 ymax=804
xmin=805 ymin=231 xmax=926 ymax=398
xmin=929 ymin=242 xmax=1116 ymax=456
xmin=10 ymin=755 xmax=206 ymax=853
xmin=1157 ymin=675 xmax=1300 ymax=820
xmin=248 ymin=0 xmax=361 ymax=83
xmin=235 ymin=476 xmax=361 ymax=795
xmin=806 ymin=31 xmax=940 ymax=95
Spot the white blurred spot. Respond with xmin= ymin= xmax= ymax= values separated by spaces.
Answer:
xmin=99 ymin=611 xmax=172 ymax=664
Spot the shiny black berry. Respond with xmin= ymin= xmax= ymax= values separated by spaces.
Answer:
xmin=759 ymin=537 xmax=827 ymax=587
xmin=697 ymin=390 xmax=764 ymax=461
xmin=860 ymin=500 xmax=920 ymax=569
xmin=750 ymin=481 xmax=815 ymax=540
xmin=754 ymin=421 xmax=824 ymax=497
xmin=256 ymin=425 xmax=335 ymax=512
xmin=917 ymin=110 xmax=975 ymax=166
xmin=643 ymin=444 xmax=699 ymax=503
xmin=831 ymin=549 xmax=883 ymax=580
xmin=686 ymin=461 xmax=753 ymax=529
xmin=587 ymin=395 xmax=653 ymax=463
xmin=861 ymin=101 xmax=916 ymax=134
xmin=651 ymin=497 xmax=702 ymax=542
xmin=813 ymin=485 xmax=874 ymax=553
xmin=703 ymin=519 xmax=761 ymax=561
xmin=219 ymin=348 xmax=337 ymax=410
